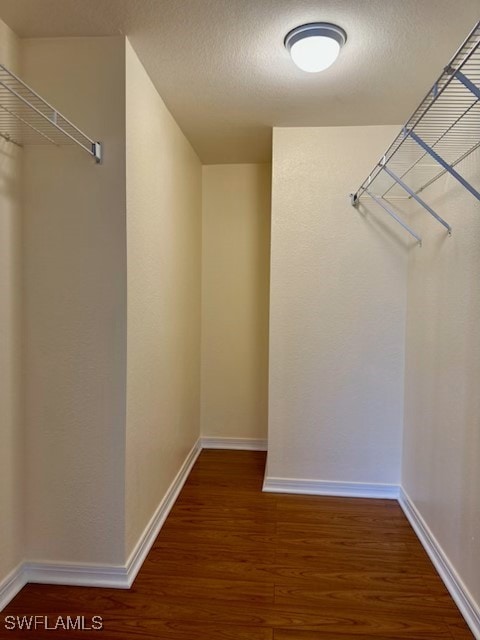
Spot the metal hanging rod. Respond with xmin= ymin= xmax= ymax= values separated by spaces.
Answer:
xmin=351 ymin=20 xmax=480 ymax=244
xmin=0 ymin=64 xmax=102 ymax=163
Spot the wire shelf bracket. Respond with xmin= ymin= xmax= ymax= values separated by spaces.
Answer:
xmin=381 ymin=160 xmax=452 ymax=234
xmin=0 ymin=64 xmax=102 ymax=163
xmin=364 ymin=189 xmax=422 ymax=246
xmin=351 ymin=20 xmax=480 ymax=244
xmin=406 ymin=129 xmax=480 ymax=202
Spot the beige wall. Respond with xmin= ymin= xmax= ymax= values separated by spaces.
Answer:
xmin=403 ymin=149 xmax=480 ymax=609
xmin=201 ymin=164 xmax=270 ymax=441
xmin=0 ymin=17 xmax=23 ymax=584
xmin=9 ymin=33 xmax=203 ymax=573
xmin=22 ymin=36 xmax=127 ymax=564
xmin=125 ymin=40 xmax=202 ymax=556
xmin=267 ymin=126 xmax=407 ymax=485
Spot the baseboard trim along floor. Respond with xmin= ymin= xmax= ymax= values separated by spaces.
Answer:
xmin=200 ymin=437 xmax=268 ymax=451
xmin=263 ymin=476 xmax=400 ymax=500
xmin=0 ymin=564 xmax=26 ymax=613
xmin=0 ymin=439 xmax=203 ymax=608
xmin=399 ymin=488 xmax=480 ymax=640
xmin=24 ymin=561 xmax=129 ymax=589
xmin=124 ymin=439 xmax=203 ymax=587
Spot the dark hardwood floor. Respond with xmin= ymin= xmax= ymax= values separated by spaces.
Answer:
xmin=1 ymin=450 xmax=474 ymax=639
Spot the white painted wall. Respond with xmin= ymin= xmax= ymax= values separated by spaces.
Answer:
xmin=125 ymin=41 xmax=202 ymax=556
xmin=267 ymin=126 xmax=407 ymax=486
xmin=22 ymin=37 xmax=127 ymax=564
xmin=0 ymin=17 xmax=23 ymax=583
xmin=403 ymin=149 xmax=480 ymax=610
xmin=201 ymin=164 xmax=271 ymax=441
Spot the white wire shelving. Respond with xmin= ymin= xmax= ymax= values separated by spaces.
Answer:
xmin=351 ymin=20 xmax=480 ymax=246
xmin=0 ymin=64 xmax=102 ymax=163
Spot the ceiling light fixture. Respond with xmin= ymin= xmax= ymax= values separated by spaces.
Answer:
xmin=284 ymin=23 xmax=347 ymax=73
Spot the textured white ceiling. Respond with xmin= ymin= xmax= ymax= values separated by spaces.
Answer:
xmin=0 ymin=0 xmax=478 ymax=163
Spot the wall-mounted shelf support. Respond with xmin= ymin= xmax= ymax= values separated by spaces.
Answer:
xmin=0 ymin=64 xmax=102 ymax=163
xmin=92 ymin=142 xmax=102 ymax=163
xmin=363 ymin=189 xmax=422 ymax=246
xmin=351 ymin=20 xmax=480 ymax=245
xmin=451 ymin=69 xmax=480 ymax=99
xmin=381 ymin=161 xmax=452 ymax=234
xmin=406 ymin=129 xmax=480 ymax=202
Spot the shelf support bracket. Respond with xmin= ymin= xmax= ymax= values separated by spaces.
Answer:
xmin=407 ymin=129 xmax=480 ymax=202
xmin=450 ymin=68 xmax=480 ymax=100
xmin=365 ymin=189 xmax=422 ymax=245
xmin=92 ymin=142 xmax=102 ymax=164
xmin=381 ymin=162 xmax=452 ymax=234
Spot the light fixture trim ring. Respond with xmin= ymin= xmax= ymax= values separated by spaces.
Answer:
xmin=284 ymin=22 xmax=347 ymax=53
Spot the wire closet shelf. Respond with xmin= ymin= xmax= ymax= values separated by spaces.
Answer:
xmin=351 ymin=20 xmax=480 ymax=245
xmin=0 ymin=64 xmax=102 ymax=163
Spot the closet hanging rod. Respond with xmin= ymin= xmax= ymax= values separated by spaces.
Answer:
xmin=350 ymin=20 xmax=480 ymax=241
xmin=0 ymin=64 xmax=102 ymax=163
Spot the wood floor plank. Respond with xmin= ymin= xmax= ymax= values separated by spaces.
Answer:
xmin=139 ymin=558 xmax=281 ymax=584
xmin=162 ymin=514 xmax=276 ymax=533
xmin=147 ymin=540 xmax=276 ymax=564
xmin=273 ymin=629 xmax=451 ymax=640
xmin=448 ymin=620 xmax=476 ymax=639
xmin=274 ymin=493 xmax=400 ymax=511
xmin=274 ymin=546 xmax=435 ymax=574
xmin=171 ymin=503 xmax=277 ymax=522
xmin=2 ymin=450 xmax=474 ymax=640
xmin=103 ymin=602 xmax=459 ymax=637
xmin=155 ymin=525 xmax=277 ymax=549
xmin=102 ymin=620 xmax=274 ymax=640
xmin=134 ymin=575 xmax=274 ymax=603
xmin=274 ymin=583 xmax=453 ymax=616
xmin=276 ymin=520 xmax=419 ymax=543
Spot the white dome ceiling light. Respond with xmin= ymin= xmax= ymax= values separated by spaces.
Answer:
xmin=284 ymin=23 xmax=347 ymax=73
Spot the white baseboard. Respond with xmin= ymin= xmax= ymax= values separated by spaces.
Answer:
xmin=24 ymin=561 xmax=128 ymax=589
xmin=263 ymin=476 xmax=400 ymax=499
xmin=399 ymin=489 xmax=480 ymax=640
xmin=200 ymin=437 xmax=267 ymax=451
xmin=0 ymin=564 xmax=26 ymax=612
xmin=125 ymin=438 xmax=202 ymax=586
xmin=0 ymin=439 xmax=202 ymax=611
